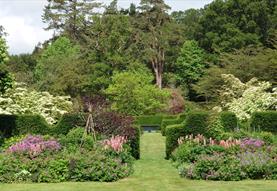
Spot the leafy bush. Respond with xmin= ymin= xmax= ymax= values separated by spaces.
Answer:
xmin=0 ymin=135 xmax=134 ymax=183
xmin=105 ymin=70 xmax=170 ymax=115
xmin=181 ymin=154 xmax=246 ymax=181
xmin=0 ymin=134 xmax=26 ymax=151
xmin=184 ymin=112 xmax=210 ymax=136
xmin=0 ymin=114 xmax=50 ymax=139
xmin=59 ymin=127 xmax=95 ymax=151
xmin=129 ymin=126 xmax=140 ymax=160
xmin=54 ymin=113 xmax=86 ymax=135
xmin=165 ymin=124 xmax=185 ymax=159
xmin=220 ymin=112 xmax=238 ymax=131
xmin=250 ymin=111 xmax=277 ymax=133
xmin=161 ymin=113 xmax=186 ymax=136
xmin=238 ymin=150 xmax=272 ymax=179
xmin=135 ymin=115 xmax=165 ymax=127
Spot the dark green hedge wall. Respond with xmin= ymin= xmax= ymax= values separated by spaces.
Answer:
xmin=250 ymin=111 xmax=277 ymax=133
xmin=165 ymin=124 xmax=185 ymax=159
xmin=219 ymin=112 xmax=238 ymax=131
xmin=53 ymin=113 xmax=87 ymax=135
xmin=0 ymin=114 xmax=49 ymax=139
xmin=184 ymin=112 xmax=210 ymax=136
xmin=129 ymin=126 xmax=141 ymax=159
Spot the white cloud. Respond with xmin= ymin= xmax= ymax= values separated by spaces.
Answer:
xmin=0 ymin=16 xmax=53 ymax=54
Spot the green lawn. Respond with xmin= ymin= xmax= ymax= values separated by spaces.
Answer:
xmin=0 ymin=133 xmax=276 ymax=191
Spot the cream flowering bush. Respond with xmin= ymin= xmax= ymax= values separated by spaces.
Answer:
xmin=218 ymin=74 xmax=277 ymax=121
xmin=0 ymin=83 xmax=73 ymax=124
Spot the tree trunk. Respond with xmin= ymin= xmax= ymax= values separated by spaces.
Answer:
xmin=155 ymin=69 xmax=162 ymax=89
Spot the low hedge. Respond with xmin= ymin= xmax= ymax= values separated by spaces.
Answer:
xmin=250 ymin=111 xmax=277 ymax=133
xmin=53 ymin=113 xmax=87 ymax=135
xmin=184 ymin=111 xmax=210 ymax=136
xmin=129 ymin=126 xmax=141 ymax=159
xmin=135 ymin=114 xmax=177 ymax=128
xmin=161 ymin=113 xmax=186 ymax=136
xmin=0 ymin=114 xmax=49 ymax=139
xmin=165 ymin=124 xmax=186 ymax=159
xmin=219 ymin=112 xmax=238 ymax=131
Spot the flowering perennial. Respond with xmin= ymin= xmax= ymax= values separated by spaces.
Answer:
xmin=8 ymin=135 xmax=61 ymax=157
xmin=103 ymin=135 xmax=127 ymax=153
xmin=178 ymin=134 xmax=241 ymax=148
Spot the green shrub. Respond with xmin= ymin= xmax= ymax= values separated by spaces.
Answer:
xmin=181 ymin=154 xmax=246 ymax=181
xmin=54 ymin=113 xmax=86 ymax=135
xmin=0 ymin=135 xmax=26 ymax=152
xmin=161 ymin=113 xmax=186 ymax=136
xmin=60 ymin=127 xmax=95 ymax=152
xmin=250 ymin=111 xmax=277 ymax=133
xmin=0 ymin=115 xmax=49 ymax=139
xmin=135 ymin=115 xmax=164 ymax=127
xmin=184 ymin=112 xmax=210 ymax=136
xmin=165 ymin=124 xmax=185 ymax=159
xmin=220 ymin=112 xmax=238 ymax=131
xmin=129 ymin=126 xmax=140 ymax=160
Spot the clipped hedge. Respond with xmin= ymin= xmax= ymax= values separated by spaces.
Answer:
xmin=135 ymin=114 xmax=177 ymax=128
xmin=250 ymin=111 xmax=277 ymax=133
xmin=0 ymin=114 xmax=49 ymax=139
xmin=165 ymin=124 xmax=186 ymax=159
xmin=53 ymin=113 xmax=87 ymax=135
xmin=184 ymin=112 xmax=210 ymax=136
xmin=129 ymin=126 xmax=141 ymax=159
xmin=161 ymin=113 xmax=186 ymax=136
xmin=219 ymin=112 xmax=238 ymax=131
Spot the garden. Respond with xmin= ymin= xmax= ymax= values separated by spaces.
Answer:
xmin=0 ymin=0 xmax=277 ymax=190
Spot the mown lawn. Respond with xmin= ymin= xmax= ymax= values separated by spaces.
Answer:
xmin=0 ymin=133 xmax=276 ymax=191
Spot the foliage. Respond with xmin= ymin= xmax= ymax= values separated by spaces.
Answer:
xmin=0 ymin=115 xmax=50 ymax=139
xmin=182 ymin=154 xmax=246 ymax=181
xmin=0 ymin=134 xmax=26 ymax=151
xmin=54 ymin=113 xmax=86 ymax=135
xmin=250 ymin=111 xmax=277 ymax=133
xmin=135 ymin=115 xmax=168 ymax=127
xmin=161 ymin=114 xmax=186 ymax=136
xmin=0 ymin=83 xmax=73 ymax=124
xmin=194 ymin=0 xmax=277 ymax=52
xmin=219 ymin=74 xmax=277 ymax=121
xmin=43 ymin=0 xmax=101 ymax=40
xmin=0 ymin=133 xmax=134 ymax=183
xmin=165 ymin=124 xmax=185 ymax=159
xmin=7 ymin=54 xmax=37 ymax=85
xmin=184 ymin=112 xmax=210 ymax=136
xmin=175 ymin=40 xmax=206 ymax=86
xmin=35 ymin=37 xmax=88 ymax=96
xmin=59 ymin=127 xmax=95 ymax=151
xmin=105 ymin=70 xmax=170 ymax=115
xmin=0 ymin=36 xmax=13 ymax=95
xmin=221 ymin=47 xmax=277 ymax=85
xmin=219 ymin=112 xmax=238 ymax=131
xmin=167 ymin=88 xmax=185 ymax=114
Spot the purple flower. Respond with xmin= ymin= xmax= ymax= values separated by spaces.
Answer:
xmin=7 ymin=135 xmax=61 ymax=158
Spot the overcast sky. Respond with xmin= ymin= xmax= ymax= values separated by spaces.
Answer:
xmin=0 ymin=0 xmax=213 ymax=55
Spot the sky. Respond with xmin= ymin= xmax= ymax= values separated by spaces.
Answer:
xmin=0 ymin=0 xmax=213 ymax=55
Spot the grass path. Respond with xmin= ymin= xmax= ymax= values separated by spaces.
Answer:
xmin=0 ymin=133 xmax=276 ymax=191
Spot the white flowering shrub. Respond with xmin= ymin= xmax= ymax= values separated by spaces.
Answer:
xmin=0 ymin=83 xmax=73 ymax=124
xmin=218 ymin=74 xmax=277 ymax=121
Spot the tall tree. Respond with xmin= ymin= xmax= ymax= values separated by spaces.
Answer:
xmin=43 ymin=0 xmax=101 ymax=40
xmin=0 ymin=27 xmax=13 ymax=94
xmin=133 ymin=0 xmax=183 ymax=88
xmin=195 ymin=0 xmax=277 ymax=53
